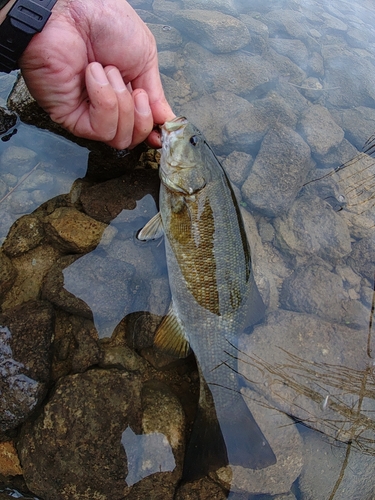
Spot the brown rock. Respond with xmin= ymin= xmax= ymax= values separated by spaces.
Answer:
xmin=2 ymin=214 xmax=44 ymax=258
xmin=1 ymin=244 xmax=60 ymax=311
xmin=44 ymin=207 xmax=107 ymax=253
xmin=0 ymin=441 xmax=22 ymax=476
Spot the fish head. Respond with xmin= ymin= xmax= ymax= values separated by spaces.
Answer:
xmin=160 ymin=117 xmax=212 ymax=195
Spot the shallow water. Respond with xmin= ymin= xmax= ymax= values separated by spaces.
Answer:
xmin=1 ymin=0 xmax=375 ymax=499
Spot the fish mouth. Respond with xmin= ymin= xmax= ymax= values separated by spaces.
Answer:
xmin=162 ymin=116 xmax=189 ymax=134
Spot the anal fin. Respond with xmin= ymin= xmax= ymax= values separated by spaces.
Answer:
xmin=137 ymin=212 xmax=164 ymax=241
xmin=154 ymin=304 xmax=191 ymax=358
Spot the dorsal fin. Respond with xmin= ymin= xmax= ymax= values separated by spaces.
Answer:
xmin=154 ymin=304 xmax=191 ymax=358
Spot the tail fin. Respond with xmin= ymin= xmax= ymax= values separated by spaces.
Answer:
xmin=182 ymin=379 xmax=276 ymax=481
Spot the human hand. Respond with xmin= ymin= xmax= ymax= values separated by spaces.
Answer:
xmin=19 ymin=0 xmax=175 ymax=149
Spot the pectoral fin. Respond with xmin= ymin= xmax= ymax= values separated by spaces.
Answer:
xmin=154 ymin=304 xmax=191 ymax=358
xmin=137 ymin=212 xmax=164 ymax=241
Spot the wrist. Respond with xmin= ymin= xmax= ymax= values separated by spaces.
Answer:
xmin=0 ymin=0 xmax=16 ymax=23
xmin=0 ymin=0 xmax=58 ymax=72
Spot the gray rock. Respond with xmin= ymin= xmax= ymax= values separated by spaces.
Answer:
xmin=152 ymin=0 xmax=182 ymax=22
xmin=280 ymin=264 xmax=369 ymax=328
xmin=178 ymin=91 xmax=256 ymax=155
xmin=61 ymin=252 xmax=144 ymax=337
xmin=158 ymin=50 xmax=177 ymax=74
xmin=262 ymin=9 xmax=310 ymax=39
xmin=321 ymin=12 xmax=347 ymax=32
xmin=173 ymin=10 xmax=250 ymax=53
xmin=182 ymin=0 xmax=238 ymax=17
xmin=181 ymin=42 xmax=277 ymax=100
xmin=307 ymin=51 xmax=324 ymax=77
xmin=298 ymin=104 xmax=344 ymax=157
xmin=323 ymin=53 xmax=375 ymax=108
xmin=268 ymin=38 xmax=309 ymax=68
xmin=241 ymin=126 xmax=312 ymax=217
xmin=265 ymin=48 xmax=306 ymax=84
xmin=273 ymin=194 xmax=352 ymax=260
xmin=299 ymin=428 xmax=375 ymax=500
xmin=331 ymin=105 xmax=375 ymax=151
xmin=2 ymin=214 xmax=44 ymax=257
xmin=0 ymin=145 xmax=37 ymax=177
xmin=0 ymin=300 xmax=54 ymax=433
xmin=239 ymin=14 xmax=268 ymax=54
xmin=238 ymin=309 xmax=375 ymax=451
xmin=147 ymin=23 xmax=183 ymax=50
xmin=222 ymin=151 xmax=253 ymax=187
xmin=348 ymin=235 xmax=375 ymax=283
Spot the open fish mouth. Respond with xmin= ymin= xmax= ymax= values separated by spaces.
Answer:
xmin=161 ymin=117 xmax=189 ymax=159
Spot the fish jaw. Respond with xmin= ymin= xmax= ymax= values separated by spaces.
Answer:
xmin=159 ymin=117 xmax=207 ymax=195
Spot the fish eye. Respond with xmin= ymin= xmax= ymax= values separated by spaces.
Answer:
xmin=189 ymin=135 xmax=199 ymax=146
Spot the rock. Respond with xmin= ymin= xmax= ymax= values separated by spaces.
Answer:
xmin=152 ymin=0 xmax=182 ymax=22
xmin=265 ymin=48 xmax=306 ymax=84
xmin=181 ymin=42 xmax=277 ymax=102
xmin=273 ymin=194 xmax=352 ymax=261
xmin=241 ymin=126 xmax=312 ymax=217
xmin=182 ymin=0 xmax=238 ymax=17
xmin=99 ymin=344 xmax=148 ymax=372
xmin=0 ymin=107 xmax=17 ymax=135
xmin=331 ymin=105 xmax=375 ymax=150
xmin=269 ymin=38 xmax=309 ymax=68
xmin=348 ymin=235 xmax=375 ymax=283
xmin=280 ymin=264 xmax=369 ymax=328
xmin=222 ymin=151 xmax=253 ymax=187
xmin=50 ymin=252 xmax=142 ymax=337
xmin=2 ymin=214 xmax=44 ymax=257
xmin=213 ymin=391 xmax=303 ymax=496
xmin=158 ymin=50 xmax=177 ymax=73
xmin=52 ymin=312 xmax=101 ymax=379
xmin=178 ymin=91 xmax=257 ymax=155
xmin=0 ymin=300 xmax=54 ymax=433
xmin=238 ymin=310 xmax=374 ymax=450
xmin=0 ymin=145 xmax=37 ymax=177
xmin=18 ymin=369 xmax=143 ymax=500
xmin=44 ymin=207 xmax=108 ymax=254
xmin=299 ymin=428 xmax=375 ymax=500
xmin=262 ymin=9 xmax=310 ymax=39
xmin=79 ymin=169 xmax=160 ymax=225
xmin=298 ymin=105 xmax=344 ymax=157
xmin=147 ymin=23 xmax=183 ymax=50
xmin=175 ymin=476 xmax=227 ymax=499
xmin=239 ymin=14 xmax=269 ymax=54
xmin=173 ymin=10 xmax=250 ymax=53
xmin=0 ymin=441 xmax=22 ymax=476
xmin=1 ymin=245 xmax=61 ymax=311
xmin=0 ymin=251 xmax=17 ymax=298
xmin=323 ymin=54 xmax=375 ymax=108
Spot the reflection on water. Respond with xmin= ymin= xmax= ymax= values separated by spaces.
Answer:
xmin=0 ymin=0 xmax=375 ymax=498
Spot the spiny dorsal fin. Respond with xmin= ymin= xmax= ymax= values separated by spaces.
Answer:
xmin=154 ymin=305 xmax=191 ymax=358
xmin=137 ymin=212 xmax=164 ymax=241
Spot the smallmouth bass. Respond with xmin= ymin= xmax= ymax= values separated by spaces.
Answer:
xmin=138 ymin=117 xmax=275 ymax=478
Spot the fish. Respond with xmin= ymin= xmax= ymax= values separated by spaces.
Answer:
xmin=138 ymin=116 xmax=275 ymax=479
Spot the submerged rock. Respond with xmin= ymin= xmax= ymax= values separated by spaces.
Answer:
xmin=173 ymin=10 xmax=250 ymax=53
xmin=273 ymin=194 xmax=352 ymax=261
xmin=242 ymin=126 xmax=312 ymax=217
xmin=0 ymin=301 xmax=54 ymax=433
xmin=18 ymin=369 xmax=185 ymax=500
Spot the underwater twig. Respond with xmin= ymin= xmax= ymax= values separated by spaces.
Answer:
xmin=0 ymin=161 xmax=41 ymax=205
xmin=288 ymin=82 xmax=340 ymax=91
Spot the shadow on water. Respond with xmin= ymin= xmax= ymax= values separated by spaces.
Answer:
xmin=0 ymin=0 xmax=375 ymax=498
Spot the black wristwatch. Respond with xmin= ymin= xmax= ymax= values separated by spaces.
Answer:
xmin=0 ymin=0 xmax=57 ymax=73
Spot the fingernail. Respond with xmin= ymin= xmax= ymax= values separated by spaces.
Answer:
xmin=106 ymin=68 xmax=126 ymax=92
xmin=135 ymin=92 xmax=151 ymax=115
xmin=90 ymin=62 xmax=108 ymax=85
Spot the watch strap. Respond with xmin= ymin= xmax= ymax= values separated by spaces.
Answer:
xmin=0 ymin=0 xmax=57 ymax=73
